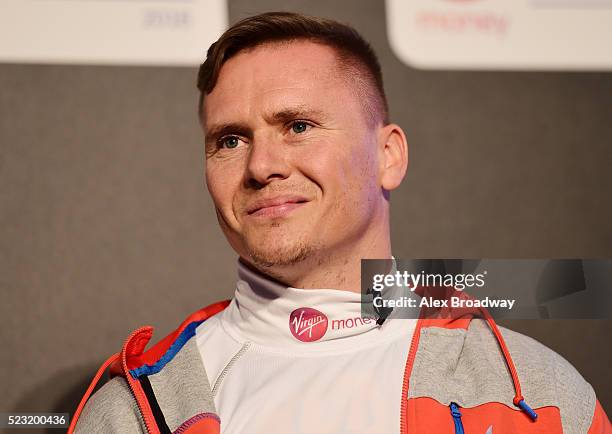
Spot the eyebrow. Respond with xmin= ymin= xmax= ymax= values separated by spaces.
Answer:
xmin=204 ymin=105 xmax=326 ymax=145
xmin=267 ymin=106 xmax=326 ymax=124
xmin=204 ymin=123 xmax=251 ymax=145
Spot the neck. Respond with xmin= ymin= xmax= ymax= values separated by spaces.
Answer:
xmin=222 ymin=256 xmax=409 ymax=348
xmin=241 ymin=218 xmax=392 ymax=293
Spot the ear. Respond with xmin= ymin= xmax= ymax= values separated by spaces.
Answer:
xmin=378 ymin=123 xmax=408 ymax=191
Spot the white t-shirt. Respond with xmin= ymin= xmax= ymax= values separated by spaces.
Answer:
xmin=195 ymin=260 xmax=417 ymax=434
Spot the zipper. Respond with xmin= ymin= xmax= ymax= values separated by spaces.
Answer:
xmin=117 ymin=302 xmax=231 ymax=434
xmin=400 ymin=319 xmax=424 ymax=434
xmin=121 ymin=326 xmax=157 ymax=434
xmin=400 ymin=303 xmax=538 ymax=433
xmin=449 ymin=402 xmax=465 ymax=434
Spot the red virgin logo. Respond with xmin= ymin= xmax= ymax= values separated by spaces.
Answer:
xmin=289 ymin=307 xmax=328 ymax=342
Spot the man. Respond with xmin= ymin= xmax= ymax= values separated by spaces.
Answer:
xmin=70 ymin=12 xmax=610 ymax=434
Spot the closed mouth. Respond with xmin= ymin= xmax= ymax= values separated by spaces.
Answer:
xmin=246 ymin=197 xmax=309 ymax=216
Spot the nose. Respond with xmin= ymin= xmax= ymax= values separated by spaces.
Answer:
xmin=244 ymin=134 xmax=290 ymax=189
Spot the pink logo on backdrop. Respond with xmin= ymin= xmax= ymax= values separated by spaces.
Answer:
xmin=289 ymin=307 xmax=328 ymax=342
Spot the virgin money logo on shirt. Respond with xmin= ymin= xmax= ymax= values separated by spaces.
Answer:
xmin=289 ymin=307 xmax=328 ymax=342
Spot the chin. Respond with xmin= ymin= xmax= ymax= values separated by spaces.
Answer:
xmin=243 ymin=231 xmax=318 ymax=269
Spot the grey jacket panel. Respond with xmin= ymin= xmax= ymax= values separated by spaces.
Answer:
xmin=148 ymin=338 xmax=216 ymax=432
xmin=74 ymin=376 xmax=146 ymax=434
xmin=74 ymin=337 xmax=216 ymax=434
xmin=408 ymin=319 xmax=596 ymax=434
xmin=501 ymin=323 xmax=596 ymax=434
xmin=74 ymin=317 xmax=598 ymax=434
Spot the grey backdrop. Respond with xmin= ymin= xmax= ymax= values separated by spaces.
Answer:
xmin=1 ymin=0 xmax=610 ymax=431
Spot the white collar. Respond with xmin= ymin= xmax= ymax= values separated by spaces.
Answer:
xmin=219 ymin=258 xmax=414 ymax=351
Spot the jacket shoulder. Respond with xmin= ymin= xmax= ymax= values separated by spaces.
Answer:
xmin=74 ymin=376 xmax=146 ymax=434
xmin=72 ymin=301 xmax=230 ymax=433
xmin=497 ymin=323 xmax=598 ymax=433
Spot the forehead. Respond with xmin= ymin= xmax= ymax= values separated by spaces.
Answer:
xmin=203 ymin=40 xmax=353 ymax=125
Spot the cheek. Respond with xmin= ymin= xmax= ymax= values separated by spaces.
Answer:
xmin=298 ymin=138 xmax=376 ymax=213
xmin=297 ymin=144 xmax=349 ymax=195
xmin=205 ymin=163 xmax=240 ymax=215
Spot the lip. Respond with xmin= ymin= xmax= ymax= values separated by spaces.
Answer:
xmin=246 ymin=195 xmax=310 ymax=218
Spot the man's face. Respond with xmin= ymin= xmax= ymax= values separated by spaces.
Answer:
xmin=203 ymin=40 xmax=385 ymax=270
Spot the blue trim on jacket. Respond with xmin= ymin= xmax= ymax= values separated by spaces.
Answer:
xmin=129 ymin=320 xmax=204 ymax=379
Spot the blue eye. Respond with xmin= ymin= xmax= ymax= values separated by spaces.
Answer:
xmin=220 ymin=136 xmax=240 ymax=149
xmin=291 ymin=121 xmax=309 ymax=134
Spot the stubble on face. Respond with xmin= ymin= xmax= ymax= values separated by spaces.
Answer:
xmin=237 ymin=183 xmax=324 ymax=269
xmin=204 ymin=41 xmax=387 ymax=281
xmin=247 ymin=233 xmax=315 ymax=269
